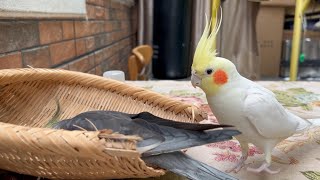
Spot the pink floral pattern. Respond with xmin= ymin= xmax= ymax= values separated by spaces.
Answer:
xmin=207 ymin=141 xmax=242 ymax=152
xmin=213 ymin=152 xmax=239 ymax=163
xmin=200 ymin=104 xmax=218 ymax=123
xmin=207 ymin=141 xmax=263 ymax=163
xmin=248 ymin=146 xmax=263 ymax=156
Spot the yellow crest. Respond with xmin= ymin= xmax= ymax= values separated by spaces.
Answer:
xmin=192 ymin=13 xmax=222 ymax=70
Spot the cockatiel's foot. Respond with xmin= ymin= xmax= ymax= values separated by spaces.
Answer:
xmin=226 ymin=155 xmax=247 ymax=173
xmin=247 ymin=162 xmax=280 ymax=174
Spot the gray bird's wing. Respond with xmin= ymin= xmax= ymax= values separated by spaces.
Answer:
xmin=53 ymin=111 xmax=165 ymax=153
xmin=143 ymin=151 xmax=237 ymax=180
xmin=130 ymin=112 xmax=233 ymax=131
xmin=133 ymin=118 xmax=240 ymax=156
xmin=53 ymin=111 xmax=240 ymax=155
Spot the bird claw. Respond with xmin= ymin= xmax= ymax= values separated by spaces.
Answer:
xmin=247 ymin=162 xmax=280 ymax=174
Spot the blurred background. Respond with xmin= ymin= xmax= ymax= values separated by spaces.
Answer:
xmin=0 ymin=0 xmax=318 ymax=81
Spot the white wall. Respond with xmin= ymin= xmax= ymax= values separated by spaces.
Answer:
xmin=0 ymin=0 xmax=86 ymax=19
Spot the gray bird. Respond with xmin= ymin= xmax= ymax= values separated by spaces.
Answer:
xmin=53 ymin=111 xmax=240 ymax=180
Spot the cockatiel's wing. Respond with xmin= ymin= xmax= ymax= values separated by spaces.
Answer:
xmin=53 ymin=111 xmax=241 ymax=155
xmin=243 ymin=87 xmax=303 ymax=138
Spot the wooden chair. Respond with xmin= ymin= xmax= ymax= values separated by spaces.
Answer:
xmin=128 ymin=45 xmax=153 ymax=80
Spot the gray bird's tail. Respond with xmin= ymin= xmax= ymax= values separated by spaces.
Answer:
xmin=143 ymin=151 xmax=237 ymax=180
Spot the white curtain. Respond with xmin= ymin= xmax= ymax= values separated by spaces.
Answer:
xmin=137 ymin=0 xmax=153 ymax=45
xmin=137 ymin=0 xmax=153 ymax=78
xmin=217 ymin=0 xmax=261 ymax=80
xmin=190 ymin=0 xmax=212 ymax=59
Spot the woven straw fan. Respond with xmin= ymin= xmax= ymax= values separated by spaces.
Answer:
xmin=0 ymin=68 xmax=206 ymax=179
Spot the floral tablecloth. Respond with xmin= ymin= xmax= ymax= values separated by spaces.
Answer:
xmin=128 ymin=80 xmax=320 ymax=180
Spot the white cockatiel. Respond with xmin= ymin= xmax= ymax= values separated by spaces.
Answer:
xmin=190 ymin=17 xmax=312 ymax=174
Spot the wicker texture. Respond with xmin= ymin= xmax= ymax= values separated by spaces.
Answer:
xmin=0 ymin=68 xmax=206 ymax=179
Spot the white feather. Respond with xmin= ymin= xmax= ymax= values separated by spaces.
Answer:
xmin=244 ymin=86 xmax=311 ymax=138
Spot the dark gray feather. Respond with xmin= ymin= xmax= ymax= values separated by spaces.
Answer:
xmin=132 ymin=118 xmax=240 ymax=156
xmin=130 ymin=112 xmax=233 ymax=131
xmin=53 ymin=111 xmax=239 ymax=180
xmin=53 ymin=111 xmax=240 ymax=155
xmin=53 ymin=111 xmax=165 ymax=150
xmin=143 ymin=151 xmax=237 ymax=180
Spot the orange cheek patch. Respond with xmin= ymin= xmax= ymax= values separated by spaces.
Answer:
xmin=213 ymin=70 xmax=228 ymax=85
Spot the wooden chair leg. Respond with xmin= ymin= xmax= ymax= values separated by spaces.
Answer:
xmin=128 ymin=55 xmax=138 ymax=80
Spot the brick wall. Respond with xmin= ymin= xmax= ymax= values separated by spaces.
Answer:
xmin=0 ymin=0 xmax=138 ymax=78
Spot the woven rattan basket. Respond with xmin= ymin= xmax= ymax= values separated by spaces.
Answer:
xmin=0 ymin=68 xmax=206 ymax=179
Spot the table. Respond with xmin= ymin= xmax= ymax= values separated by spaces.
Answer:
xmin=128 ymin=80 xmax=320 ymax=180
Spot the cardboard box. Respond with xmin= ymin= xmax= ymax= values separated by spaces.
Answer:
xmin=257 ymin=0 xmax=295 ymax=77
xmin=257 ymin=0 xmax=296 ymax=77
xmin=257 ymin=6 xmax=285 ymax=77
xmin=261 ymin=0 xmax=295 ymax=7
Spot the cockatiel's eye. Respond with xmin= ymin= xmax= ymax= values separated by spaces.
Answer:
xmin=205 ymin=68 xmax=213 ymax=75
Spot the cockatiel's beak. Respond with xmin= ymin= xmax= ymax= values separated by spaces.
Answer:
xmin=191 ymin=71 xmax=201 ymax=88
